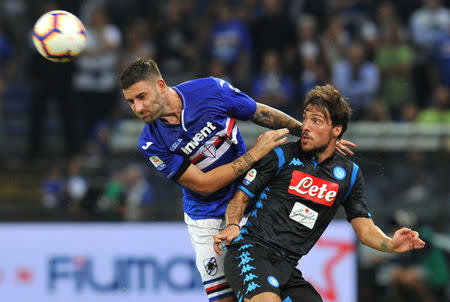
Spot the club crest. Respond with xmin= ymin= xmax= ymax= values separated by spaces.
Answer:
xmin=201 ymin=143 xmax=217 ymax=158
xmin=333 ymin=166 xmax=346 ymax=180
xmin=203 ymin=257 xmax=218 ymax=276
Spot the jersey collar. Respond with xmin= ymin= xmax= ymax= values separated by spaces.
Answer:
xmin=171 ymin=86 xmax=187 ymax=132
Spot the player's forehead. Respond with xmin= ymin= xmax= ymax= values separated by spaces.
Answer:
xmin=303 ymin=104 xmax=329 ymax=119
xmin=122 ymin=80 xmax=154 ymax=98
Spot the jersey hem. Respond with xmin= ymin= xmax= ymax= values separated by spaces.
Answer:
xmin=185 ymin=212 xmax=226 ymax=220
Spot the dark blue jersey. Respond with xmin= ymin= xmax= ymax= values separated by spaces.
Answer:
xmin=235 ymin=141 xmax=372 ymax=264
xmin=139 ymin=77 xmax=257 ymax=219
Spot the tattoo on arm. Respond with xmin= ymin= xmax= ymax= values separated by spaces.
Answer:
xmin=227 ymin=199 xmax=246 ymax=225
xmin=251 ymin=104 xmax=302 ymax=137
xmin=226 ymin=195 xmax=249 ymax=225
xmin=231 ymin=153 xmax=256 ymax=175
xmin=381 ymin=241 xmax=389 ymax=252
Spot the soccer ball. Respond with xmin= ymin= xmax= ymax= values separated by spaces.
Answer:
xmin=32 ymin=10 xmax=86 ymax=62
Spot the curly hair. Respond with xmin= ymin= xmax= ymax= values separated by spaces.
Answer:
xmin=302 ymin=84 xmax=351 ymax=138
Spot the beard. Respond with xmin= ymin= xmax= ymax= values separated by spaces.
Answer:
xmin=144 ymin=94 xmax=166 ymax=125
xmin=300 ymin=135 xmax=332 ymax=157
xmin=301 ymin=143 xmax=328 ymax=156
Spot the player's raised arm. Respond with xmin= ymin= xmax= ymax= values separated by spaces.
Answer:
xmin=213 ymin=190 xmax=251 ymax=255
xmin=251 ymin=102 xmax=356 ymax=155
xmin=351 ymin=217 xmax=425 ymax=253
xmin=251 ymin=102 xmax=303 ymax=136
xmin=177 ymin=128 xmax=289 ymax=196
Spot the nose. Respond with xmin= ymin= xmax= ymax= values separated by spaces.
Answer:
xmin=302 ymin=119 xmax=311 ymax=132
xmin=133 ymin=99 xmax=144 ymax=114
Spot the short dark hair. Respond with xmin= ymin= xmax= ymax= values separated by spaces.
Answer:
xmin=119 ymin=58 xmax=162 ymax=90
xmin=302 ymin=84 xmax=351 ymax=139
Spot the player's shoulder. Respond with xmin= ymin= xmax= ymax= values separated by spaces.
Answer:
xmin=331 ymin=152 xmax=355 ymax=165
xmin=278 ymin=141 xmax=302 ymax=155
xmin=280 ymin=141 xmax=300 ymax=152
xmin=174 ymin=77 xmax=220 ymax=92
xmin=330 ymin=153 xmax=361 ymax=176
xmin=271 ymin=141 xmax=299 ymax=162
xmin=138 ymin=124 xmax=164 ymax=153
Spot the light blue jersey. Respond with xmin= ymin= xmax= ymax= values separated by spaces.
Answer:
xmin=139 ymin=77 xmax=257 ymax=219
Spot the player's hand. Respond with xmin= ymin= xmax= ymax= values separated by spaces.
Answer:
xmin=249 ymin=128 xmax=289 ymax=160
xmin=213 ymin=224 xmax=240 ymax=256
xmin=336 ymin=139 xmax=356 ymax=156
xmin=391 ymin=227 xmax=425 ymax=253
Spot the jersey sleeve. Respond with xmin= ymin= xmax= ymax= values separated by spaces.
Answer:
xmin=238 ymin=147 xmax=283 ymax=199
xmin=213 ymin=77 xmax=257 ymax=120
xmin=341 ymin=166 xmax=372 ymax=222
xmin=139 ymin=139 xmax=190 ymax=182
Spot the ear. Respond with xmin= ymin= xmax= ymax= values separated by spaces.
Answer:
xmin=156 ymin=78 xmax=166 ymax=93
xmin=333 ymin=125 xmax=343 ymax=138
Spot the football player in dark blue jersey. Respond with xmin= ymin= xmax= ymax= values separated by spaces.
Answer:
xmin=119 ymin=59 xmax=356 ymax=302
xmin=214 ymin=84 xmax=425 ymax=302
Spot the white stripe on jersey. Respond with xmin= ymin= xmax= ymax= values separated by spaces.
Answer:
xmin=188 ymin=127 xmax=228 ymax=160
xmin=188 ymin=117 xmax=238 ymax=170
xmin=195 ymin=138 xmax=233 ymax=170
xmin=230 ymin=121 xmax=238 ymax=144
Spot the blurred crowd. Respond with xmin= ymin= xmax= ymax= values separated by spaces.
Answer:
xmin=0 ymin=1 xmax=448 ymax=215
xmin=0 ymin=1 xmax=448 ymax=301
xmin=21 ymin=0 xmax=447 ymax=215
xmin=0 ymin=0 xmax=448 ymax=152
xmin=0 ymin=0 xmax=448 ymax=220
xmin=0 ymin=0 xmax=448 ymax=149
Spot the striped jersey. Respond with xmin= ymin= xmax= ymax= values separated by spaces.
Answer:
xmin=138 ymin=77 xmax=257 ymax=219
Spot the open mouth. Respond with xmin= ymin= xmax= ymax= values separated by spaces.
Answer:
xmin=302 ymin=134 xmax=311 ymax=142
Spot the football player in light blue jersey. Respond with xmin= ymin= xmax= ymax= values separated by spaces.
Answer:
xmin=119 ymin=58 xmax=355 ymax=302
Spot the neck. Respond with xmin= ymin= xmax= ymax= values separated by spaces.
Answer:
xmin=315 ymin=140 xmax=337 ymax=163
xmin=160 ymin=87 xmax=183 ymax=124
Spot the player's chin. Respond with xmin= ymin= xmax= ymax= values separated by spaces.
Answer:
xmin=301 ymin=142 xmax=313 ymax=152
xmin=142 ymin=116 xmax=156 ymax=124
